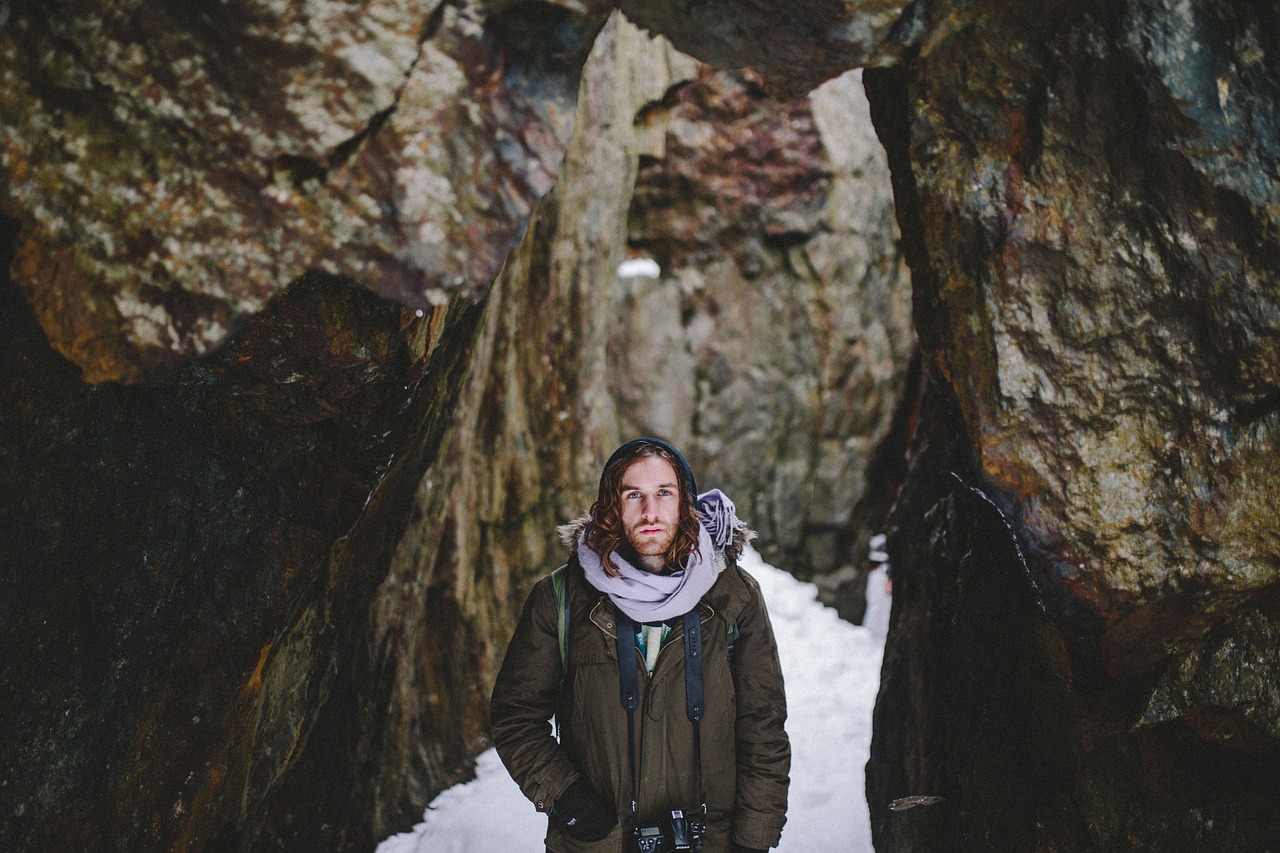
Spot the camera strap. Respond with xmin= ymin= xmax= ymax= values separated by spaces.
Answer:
xmin=683 ymin=610 xmax=709 ymax=818
xmin=614 ymin=609 xmax=710 ymax=828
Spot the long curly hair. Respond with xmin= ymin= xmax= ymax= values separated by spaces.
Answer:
xmin=584 ymin=442 xmax=702 ymax=576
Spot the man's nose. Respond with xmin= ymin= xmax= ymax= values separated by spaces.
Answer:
xmin=641 ymin=496 xmax=657 ymax=519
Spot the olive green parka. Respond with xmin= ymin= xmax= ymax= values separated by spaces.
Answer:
xmin=490 ymin=528 xmax=790 ymax=853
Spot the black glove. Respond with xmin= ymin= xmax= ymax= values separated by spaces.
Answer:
xmin=553 ymin=778 xmax=617 ymax=842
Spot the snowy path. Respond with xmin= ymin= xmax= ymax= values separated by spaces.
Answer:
xmin=376 ymin=548 xmax=889 ymax=853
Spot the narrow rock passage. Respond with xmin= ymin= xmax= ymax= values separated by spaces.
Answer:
xmin=376 ymin=549 xmax=889 ymax=853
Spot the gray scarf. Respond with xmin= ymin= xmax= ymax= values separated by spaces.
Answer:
xmin=577 ymin=489 xmax=739 ymax=622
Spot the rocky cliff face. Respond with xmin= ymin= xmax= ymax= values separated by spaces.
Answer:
xmin=616 ymin=64 xmax=911 ymax=616
xmin=2 ymin=1 xmax=607 ymax=847
xmin=0 ymin=250 xmax=485 ymax=850
xmin=362 ymin=15 xmax=912 ymax=835
xmin=1 ymin=0 xmax=604 ymax=382
xmin=4 ymin=0 xmax=1279 ymax=851
xmin=1 ymin=4 xmax=906 ymax=850
xmin=863 ymin=1 xmax=1280 ymax=850
xmin=359 ymin=17 xmax=699 ymax=836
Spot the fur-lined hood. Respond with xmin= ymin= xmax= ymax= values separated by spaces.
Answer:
xmin=556 ymin=512 xmax=755 ymax=561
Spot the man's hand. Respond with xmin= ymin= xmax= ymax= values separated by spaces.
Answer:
xmin=553 ymin=778 xmax=617 ymax=842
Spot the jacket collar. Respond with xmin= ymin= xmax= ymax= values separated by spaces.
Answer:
xmin=588 ymin=597 xmax=715 ymax=640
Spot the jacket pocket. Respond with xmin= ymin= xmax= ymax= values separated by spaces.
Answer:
xmin=546 ymin=820 xmax=626 ymax=853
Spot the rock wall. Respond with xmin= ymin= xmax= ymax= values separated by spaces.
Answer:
xmin=360 ymin=16 xmax=698 ymax=837
xmin=7 ymin=0 xmax=1279 ymax=850
xmin=362 ymin=16 xmax=911 ymax=836
xmin=615 ymin=65 xmax=911 ymax=616
xmin=1 ymin=0 xmax=608 ymax=848
xmin=864 ymin=1 xmax=1280 ymax=850
xmin=0 ymin=241 xmax=485 ymax=850
xmin=0 ymin=5 xmax=908 ymax=850
xmin=0 ymin=0 xmax=605 ymax=382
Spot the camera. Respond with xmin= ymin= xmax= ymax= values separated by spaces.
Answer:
xmin=633 ymin=809 xmax=705 ymax=853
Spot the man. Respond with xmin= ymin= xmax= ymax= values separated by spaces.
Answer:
xmin=491 ymin=437 xmax=790 ymax=853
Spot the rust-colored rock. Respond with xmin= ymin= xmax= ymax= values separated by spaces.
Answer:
xmin=361 ymin=16 xmax=700 ymax=834
xmin=5 ymin=0 xmax=1280 ymax=851
xmin=2 ymin=6 xmax=911 ymax=848
xmin=867 ymin=1 xmax=1280 ymax=849
xmin=0 ymin=0 xmax=603 ymax=382
xmin=0 ymin=246 xmax=484 ymax=850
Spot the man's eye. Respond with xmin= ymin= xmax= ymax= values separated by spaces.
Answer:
xmin=658 ymin=489 xmax=672 ymax=497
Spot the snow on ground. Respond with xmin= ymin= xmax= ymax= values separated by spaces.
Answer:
xmin=377 ymin=548 xmax=889 ymax=853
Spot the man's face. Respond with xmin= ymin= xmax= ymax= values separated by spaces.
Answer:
xmin=618 ymin=455 xmax=682 ymax=571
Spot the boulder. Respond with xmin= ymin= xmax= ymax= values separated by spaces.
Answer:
xmin=866 ymin=1 xmax=1280 ymax=849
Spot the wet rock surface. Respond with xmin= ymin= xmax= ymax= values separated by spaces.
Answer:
xmin=617 ymin=0 xmax=911 ymax=97
xmin=892 ymin=1 xmax=1280 ymax=671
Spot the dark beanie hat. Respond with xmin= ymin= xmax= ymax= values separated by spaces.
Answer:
xmin=601 ymin=437 xmax=698 ymax=504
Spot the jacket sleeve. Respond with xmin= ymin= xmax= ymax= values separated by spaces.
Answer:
xmin=730 ymin=571 xmax=791 ymax=849
xmin=490 ymin=575 xmax=582 ymax=813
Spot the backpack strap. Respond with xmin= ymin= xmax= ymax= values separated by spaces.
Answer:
xmin=550 ymin=564 xmax=571 ymax=741
xmin=725 ymin=560 xmax=745 ymax=659
xmin=550 ymin=564 xmax=569 ymax=672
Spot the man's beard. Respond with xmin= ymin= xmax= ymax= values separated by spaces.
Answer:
xmin=627 ymin=522 xmax=674 ymax=558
